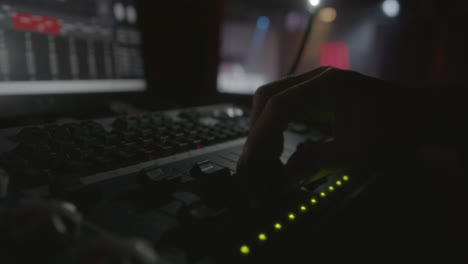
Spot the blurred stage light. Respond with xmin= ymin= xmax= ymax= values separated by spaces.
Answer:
xmin=308 ymin=0 xmax=320 ymax=7
xmin=257 ymin=16 xmax=270 ymax=30
xmin=319 ymin=42 xmax=350 ymax=70
xmin=318 ymin=8 xmax=337 ymax=23
xmin=382 ymin=0 xmax=400 ymax=18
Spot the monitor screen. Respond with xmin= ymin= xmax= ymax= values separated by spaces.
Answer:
xmin=217 ymin=19 xmax=280 ymax=95
xmin=0 ymin=0 xmax=145 ymax=95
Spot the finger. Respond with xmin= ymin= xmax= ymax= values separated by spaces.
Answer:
xmin=258 ymin=68 xmax=371 ymax=141
xmin=249 ymin=66 xmax=332 ymax=128
xmin=285 ymin=140 xmax=360 ymax=187
xmin=242 ymin=67 xmax=339 ymax=164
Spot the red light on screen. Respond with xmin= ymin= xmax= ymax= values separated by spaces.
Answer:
xmin=12 ymin=12 xmax=61 ymax=35
xmin=319 ymin=42 xmax=350 ymax=70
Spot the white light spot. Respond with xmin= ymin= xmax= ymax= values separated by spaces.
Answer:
xmin=114 ymin=3 xmax=125 ymax=21
xmin=308 ymin=0 xmax=320 ymax=7
xmin=318 ymin=8 xmax=337 ymax=23
xmin=382 ymin=0 xmax=400 ymax=18
xmin=126 ymin=6 xmax=138 ymax=24
xmin=51 ymin=215 xmax=67 ymax=234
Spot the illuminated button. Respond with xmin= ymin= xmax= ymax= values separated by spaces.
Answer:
xmin=114 ymin=3 xmax=125 ymax=21
xmin=343 ymin=175 xmax=349 ymax=181
xmin=328 ymin=186 xmax=335 ymax=192
xmin=310 ymin=198 xmax=317 ymax=205
xmin=240 ymin=245 xmax=250 ymax=255
xmin=300 ymin=205 xmax=307 ymax=212
xmin=258 ymin=233 xmax=267 ymax=241
xmin=336 ymin=180 xmax=342 ymax=186
xmin=126 ymin=6 xmax=138 ymax=24
xmin=320 ymin=192 xmax=326 ymax=198
xmin=288 ymin=213 xmax=296 ymax=221
xmin=274 ymin=223 xmax=282 ymax=230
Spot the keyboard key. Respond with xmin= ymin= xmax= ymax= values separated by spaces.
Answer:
xmin=139 ymin=128 xmax=153 ymax=138
xmin=52 ymin=140 xmax=75 ymax=154
xmin=190 ymin=160 xmax=231 ymax=180
xmin=17 ymin=127 xmax=50 ymax=143
xmin=112 ymin=117 xmax=138 ymax=130
xmin=158 ymin=145 xmax=175 ymax=156
xmin=84 ymin=121 xmax=106 ymax=133
xmin=190 ymin=139 xmax=202 ymax=149
xmin=207 ymin=156 xmax=237 ymax=171
xmin=137 ymin=148 xmax=156 ymax=161
xmin=3 ymin=107 xmax=250 ymax=190
xmin=75 ymin=137 xmax=98 ymax=147
xmin=90 ymin=156 xmax=116 ymax=171
xmin=139 ymin=167 xmax=183 ymax=197
xmin=51 ymin=126 xmax=72 ymax=140
xmin=137 ymin=117 xmax=151 ymax=128
xmin=115 ymin=151 xmax=137 ymax=164
xmin=70 ymin=125 xmax=89 ymax=138
xmin=201 ymin=135 xmax=216 ymax=145
xmin=156 ymin=135 xmax=170 ymax=144
xmin=137 ymin=138 xmax=154 ymax=147
xmin=117 ymin=131 xmax=138 ymax=140
xmin=173 ymin=141 xmax=189 ymax=152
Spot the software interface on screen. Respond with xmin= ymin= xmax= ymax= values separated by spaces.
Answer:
xmin=0 ymin=0 xmax=145 ymax=95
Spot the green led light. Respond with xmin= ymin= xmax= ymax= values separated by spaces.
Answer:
xmin=240 ymin=245 xmax=250 ymax=255
xmin=288 ymin=213 xmax=296 ymax=221
xmin=258 ymin=233 xmax=267 ymax=241
xmin=300 ymin=205 xmax=307 ymax=212
xmin=336 ymin=180 xmax=342 ymax=186
xmin=320 ymin=192 xmax=326 ymax=198
xmin=274 ymin=223 xmax=282 ymax=230
xmin=328 ymin=186 xmax=335 ymax=192
xmin=343 ymin=175 xmax=349 ymax=181
xmin=310 ymin=198 xmax=317 ymax=205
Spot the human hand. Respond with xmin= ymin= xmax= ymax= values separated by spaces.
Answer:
xmin=236 ymin=66 xmax=468 ymax=238
xmin=237 ymin=66 xmax=417 ymax=190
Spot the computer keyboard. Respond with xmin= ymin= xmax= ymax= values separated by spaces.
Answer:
xmin=0 ymin=104 xmax=370 ymax=264
xmin=0 ymin=105 xmax=249 ymax=190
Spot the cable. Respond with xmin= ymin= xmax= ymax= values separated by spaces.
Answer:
xmin=288 ymin=13 xmax=315 ymax=75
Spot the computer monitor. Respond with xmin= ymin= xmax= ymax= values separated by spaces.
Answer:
xmin=217 ymin=18 xmax=281 ymax=95
xmin=0 ymin=0 xmax=145 ymax=95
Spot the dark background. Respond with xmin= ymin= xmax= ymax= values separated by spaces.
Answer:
xmin=1 ymin=0 xmax=467 ymax=125
xmin=140 ymin=0 xmax=468 ymax=100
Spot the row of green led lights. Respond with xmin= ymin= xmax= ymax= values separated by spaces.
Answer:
xmin=240 ymin=175 xmax=350 ymax=256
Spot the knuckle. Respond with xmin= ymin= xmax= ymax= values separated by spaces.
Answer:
xmin=254 ymin=83 xmax=277 ymax=103
xmin=323 ymin=67 xmax=353 ymax=84
xmin=326 ymin=66 xmax=342 ymax=75
xmin=254 ymin=85 xmax=269 ymax=99
xmin=317 ymin=65 xmax=332 ymax=71
xmin=265 ymin=94 xmax=286 ymax=112
xmin=344 ymin=69 xmax=362 ymax=78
